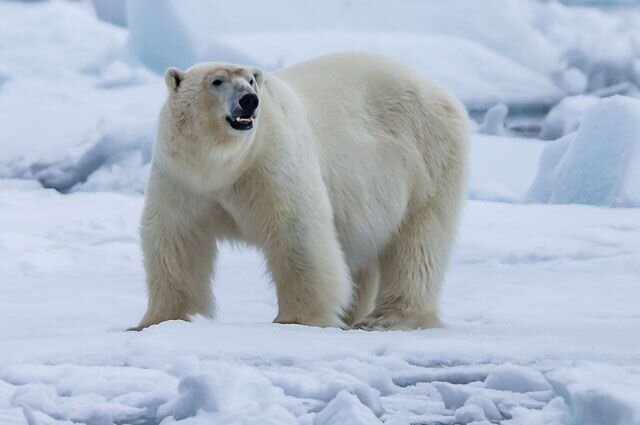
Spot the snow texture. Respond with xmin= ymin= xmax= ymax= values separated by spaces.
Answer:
xmin=1 ymin=186 xmax=639 ymax=424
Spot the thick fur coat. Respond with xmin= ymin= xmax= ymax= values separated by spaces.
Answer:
xmin=132 ymin=52 xmax=469 ymax=331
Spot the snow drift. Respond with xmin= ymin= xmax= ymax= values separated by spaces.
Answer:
xmin=528 ymin=96 xmax=640 ymax=207
xmin=539 ymin=95 xmax=601 ymax=140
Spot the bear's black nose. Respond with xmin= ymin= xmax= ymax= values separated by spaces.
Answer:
xmin=239 ymin=93 xmax=259 ymax=113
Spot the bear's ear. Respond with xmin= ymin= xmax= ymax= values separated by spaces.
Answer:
xmin=164 ymin=67 xmax=184 ymax=92
xmin=250 ymin=68 xmax=264 ymax=88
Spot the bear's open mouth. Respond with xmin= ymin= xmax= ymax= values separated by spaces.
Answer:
xmin=226 ymin=113 xmax=255 ymax=131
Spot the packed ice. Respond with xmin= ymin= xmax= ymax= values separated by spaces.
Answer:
xmin=528 ymin=96 xmax=640 ymax=207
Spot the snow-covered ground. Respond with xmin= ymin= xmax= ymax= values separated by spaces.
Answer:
xmin=1 ymin=182 xmax=639 ymax=425
xmin=1 ymin=1 xmax=640 ymax=424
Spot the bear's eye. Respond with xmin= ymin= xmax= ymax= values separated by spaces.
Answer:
xmin=249 ymin=78 xmax=254 ymax=85
xmin=212 ymin=79 xmax=222 ymax=87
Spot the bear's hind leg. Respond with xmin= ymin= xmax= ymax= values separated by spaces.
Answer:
xmin=269 ymin=237 xmax=352 ymax=328
xmin=355 ymin=203 xmax=456 ymax=330
xmin=266 ymin=215 xmax=353 ymax=328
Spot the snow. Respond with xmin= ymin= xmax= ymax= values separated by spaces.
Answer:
xmin=553 ymin=68 xmax=589 ymax=96
xmin=91 ymin=0 xmax=127 ymax=28
xmin=135 ymin=0 xmax=559 ymax=73
xmin=28 ymin=119 xmax=154 ymax=193
xmin=1 ymin=186 xmax=639 ymax=424
xmin=0 ymin=1 xmax=162 ymax=165
xmin=528 ymin=96 xmax=640 ymax=207
xmin=127 ymin=0 xmax=199 ymax=74
xmin=315 ymin=391 xmax=382 ymax=425
xmin=484 ymin=364 xmax=552 ymax=393
xmin=535 ymin=2 xmax=640 ymax=92
xmin=539 ymin=95 xmax=600 ymax=140
xmin=2 ymin=0 xmax=640 ymax=193
xmin=478 ymin=103 xmax=509 ymax=136
xmin=462 ymin=395 xmax=502 ymax=422
xmin=120 ymin=0 xmax=640 ymax=108
xmin=1 ymin=0 xmax=640 ymax=423
xmin=468 ymin=135 xmax=545 ymax=203
xmin=454 ymin=403 xmax=487 ymax=423
xmin=125 ymin=0 xmax=569 ymax=109
xmin=157 ymin=375 xmax=220 ymax=420
xmin=548 ymin=363 xmax=640 ymax=425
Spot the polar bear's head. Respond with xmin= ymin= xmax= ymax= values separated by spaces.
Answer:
xmin=164 ymin=62 xmax=263 ymax=136
xmin=159 ymin=63 xmax=266 ymax=190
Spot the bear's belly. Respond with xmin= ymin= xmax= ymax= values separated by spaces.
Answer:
xmin=328 ymin=172 xmax=411 ymax=271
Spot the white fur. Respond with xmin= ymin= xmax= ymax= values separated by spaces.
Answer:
xmin=131 ymin=52 xmax=469 ymax=331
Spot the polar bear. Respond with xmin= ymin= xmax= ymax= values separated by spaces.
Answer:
xmin=131 ymin=52 xmax=468 ymax=331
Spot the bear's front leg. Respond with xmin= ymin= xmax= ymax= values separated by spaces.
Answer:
xmin=130 ymin=172 xmax=217 ymax=331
